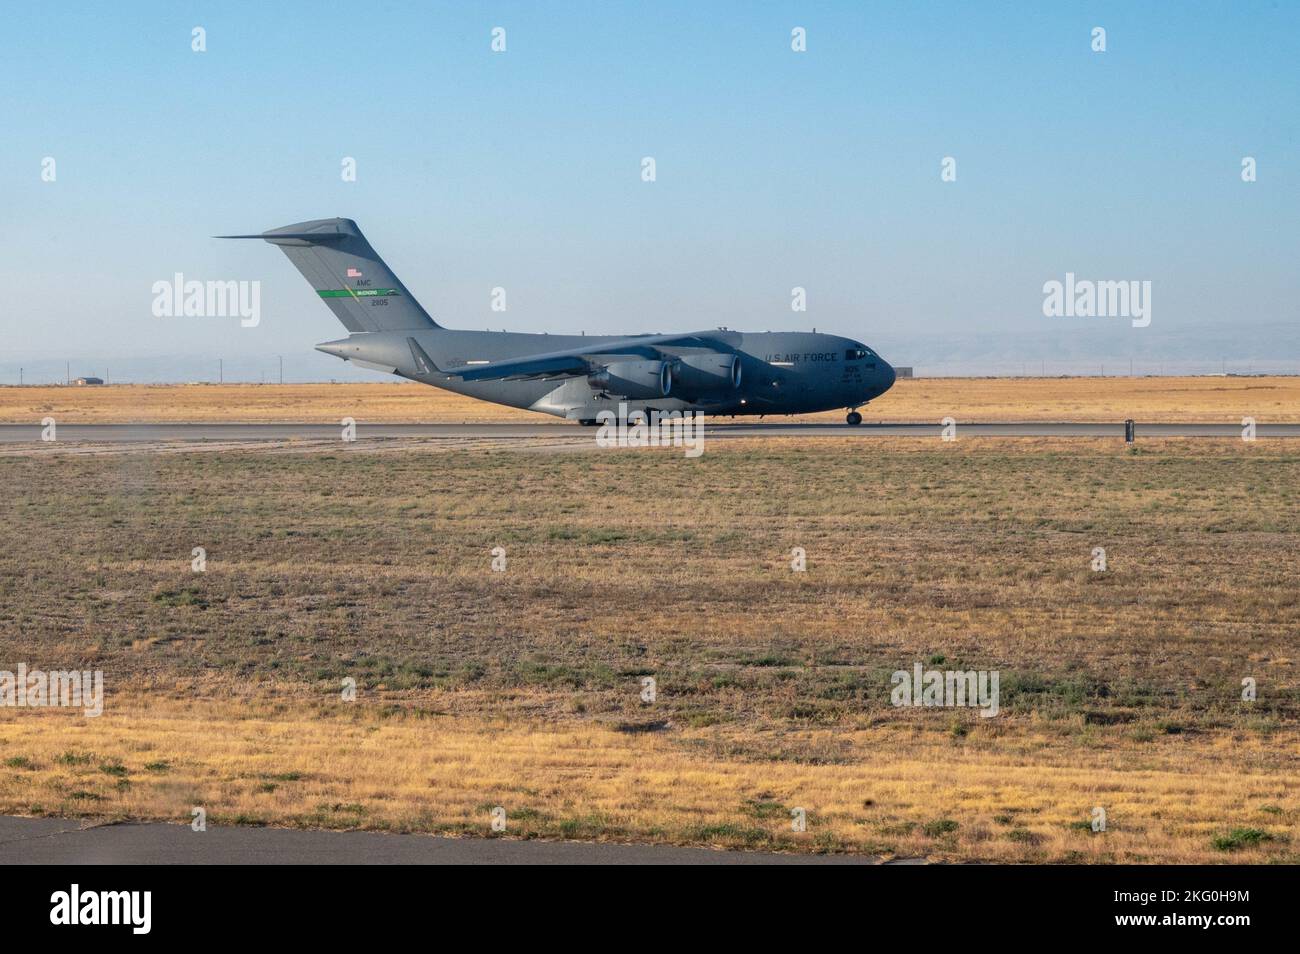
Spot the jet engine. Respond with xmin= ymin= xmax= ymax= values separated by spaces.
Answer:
xmin=672 ymin=353 xmax=741 ymax=397
xmin=587 ymin=360 xmax=673 ymax=399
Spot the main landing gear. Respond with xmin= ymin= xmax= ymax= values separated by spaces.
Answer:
xmin=846 ymin=409 xmax=863 ymax=426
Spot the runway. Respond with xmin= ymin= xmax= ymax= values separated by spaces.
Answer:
xmin=0 ymin=816 xmax=884 ymax=865
xmin=1 ymin=421 xmax=1295 ymax=442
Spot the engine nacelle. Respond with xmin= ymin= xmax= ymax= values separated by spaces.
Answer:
xmin=588 ymin=360 xmax=673 ymax=399
xmin=672 ymin=353 xmax=742 ymax=396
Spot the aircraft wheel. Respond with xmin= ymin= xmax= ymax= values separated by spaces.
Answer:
xmin=578 ymin=419 xmax=600 ymax=427
xmin=846 ymin=411 xmax=863 ymax=426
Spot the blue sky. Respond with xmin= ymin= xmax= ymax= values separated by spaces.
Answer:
xmin=3 ymin=1 xmax=1297 ymax=380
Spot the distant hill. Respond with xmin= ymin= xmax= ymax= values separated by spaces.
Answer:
xmin=2 ymin=320 xmax=1296 ymax=383
xmin=872 ymin=320 xmax=1300 ymax=376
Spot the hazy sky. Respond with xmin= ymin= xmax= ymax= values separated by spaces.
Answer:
xmin=4 ymin=1 xmax=1297 ymax=380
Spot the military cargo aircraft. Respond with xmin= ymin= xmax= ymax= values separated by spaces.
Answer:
xmin=220 ymin=218 xmax=895 ymax=425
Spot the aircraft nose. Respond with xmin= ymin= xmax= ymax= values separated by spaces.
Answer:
xmin=861 ymin=360 xmax=895 ymax=403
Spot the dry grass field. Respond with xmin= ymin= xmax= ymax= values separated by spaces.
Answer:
xmin=2 ymin=375 xmax=1298 ymax=424
xmin=1 ymin=434 xmax=1297 ymax=861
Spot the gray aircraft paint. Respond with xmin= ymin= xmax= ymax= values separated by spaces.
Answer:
xmin=219 ymin=218 xmax=895 ymax=422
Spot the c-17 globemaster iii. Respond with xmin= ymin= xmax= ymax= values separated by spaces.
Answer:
xmin=219 ymin=218 xmax=896 ymax=425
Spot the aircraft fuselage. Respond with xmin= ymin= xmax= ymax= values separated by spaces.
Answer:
xmin=318 ymin=328 xmax=896 ymax=420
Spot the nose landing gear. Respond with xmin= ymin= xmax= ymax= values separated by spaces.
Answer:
xmin=846 ymin=409 xmax=863 ymax=426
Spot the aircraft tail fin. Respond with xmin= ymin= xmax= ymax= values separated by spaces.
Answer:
xmin=217 ymin=218 xmax=440 ymax=333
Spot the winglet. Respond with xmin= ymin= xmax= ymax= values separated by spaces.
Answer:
xmin=406 ymin=337 xmax=443 ymax=376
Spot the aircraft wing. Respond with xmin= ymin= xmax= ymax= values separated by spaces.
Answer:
xmin=438 ymin=331 xmax=742 ymax=382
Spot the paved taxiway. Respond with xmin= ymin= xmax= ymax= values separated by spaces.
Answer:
xmin=0 ymin=817 xmax=886 ymax=865
xmin=2 ymin=422 xmax=1297 ymax=441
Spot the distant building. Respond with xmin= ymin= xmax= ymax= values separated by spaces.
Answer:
xmin=73 ymin=376 xmax=104 ymax=386
xmin=893 ymin=367 xmax=914 ymax=378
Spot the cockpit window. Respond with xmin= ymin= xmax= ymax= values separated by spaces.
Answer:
xmin=846 ymin=348 xmax=871 ymax=361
